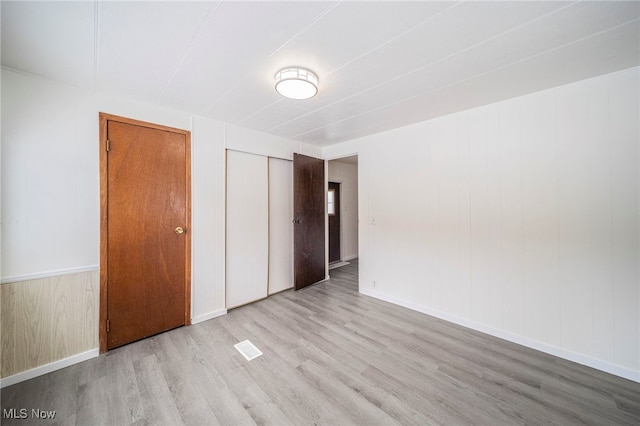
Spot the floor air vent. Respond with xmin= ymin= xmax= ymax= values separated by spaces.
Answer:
xmin=234 ymin=340 xmax=263 ymax=361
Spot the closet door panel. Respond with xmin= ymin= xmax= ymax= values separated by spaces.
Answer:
xmin=226 ymin=150 xmax=269 ymax=309
xmin=269 ymin=158 xmax=293 ymax=294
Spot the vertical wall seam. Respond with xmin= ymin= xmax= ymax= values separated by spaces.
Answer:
xmin=498 ymin=106 xmax=504 ymax=328
xmin=519 ymin=100 xmax=527 ymax=339
xmin=606 ymin=76 xmax=615 ymax=363
xmin=555 ymin=89 xmax=562 ymax=348
xmin=93 ymin=0 xmax=100 ymax=90
xmin=266 ymin=157 xmax=271 ymax=295
xmin=485 ymin=109 xmax=490 ymax=316
xmin=457 ymin=114 xmax=462 ymax=310
xmin=587 ymin=80 xmax=595 ymax=358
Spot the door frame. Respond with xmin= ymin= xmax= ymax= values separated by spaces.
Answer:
xmin=325 ymin=155 xmax=359 ymax=278
xmin=328 ymin=180 xmax=342 ymax=263
xmin=99 ymin=113 xmax=192 ymax=353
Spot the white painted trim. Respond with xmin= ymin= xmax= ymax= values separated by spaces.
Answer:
xmin=1 ymin=265 xmax=100 ymax=284
xmin=191 ymin=309 xmax=227 ymax=325
xmin=226 ymin=147 xmax=292 ymax=163
xmin=324 ymin=152 xmax=359 ymax=162
xmin=360 ymin=288 xmax=640 ymax=384
xmin=268 ymin=285 xmax=294 ymax=296
xmin=343 ymin=254 xmax=359 ymax=261
xmin=329 ymin=180 xmax=345 ymax=265
xmin=0 ymin=349 xmax=99 ymax=388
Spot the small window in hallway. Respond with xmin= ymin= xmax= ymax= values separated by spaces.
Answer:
xmin=328 ymin=189 xmax=336 ymax=215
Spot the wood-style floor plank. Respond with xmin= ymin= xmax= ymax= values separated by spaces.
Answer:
xmin=2 ymin=259 xmax=639 ymax=425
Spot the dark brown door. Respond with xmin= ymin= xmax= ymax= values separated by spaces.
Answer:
xmin=101 ymin=114 xmax=190 ymax=350
xmin=328 ymin=182 xmax=341 ymax=263
xmin=293 ymin=153 xmax=325 ymax=290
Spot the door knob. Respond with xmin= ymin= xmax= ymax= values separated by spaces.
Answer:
xmin=175 ymin=227 xmax=185 ymax=234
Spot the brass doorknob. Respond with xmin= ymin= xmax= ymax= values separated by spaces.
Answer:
xmin=175 ymin=227 xmax=185 ymax=234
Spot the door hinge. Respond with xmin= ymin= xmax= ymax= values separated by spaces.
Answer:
xmin=106 ymin=140 xmax=110 ymax=152
xmin=106 ymin=319 xmax=110 ymax=332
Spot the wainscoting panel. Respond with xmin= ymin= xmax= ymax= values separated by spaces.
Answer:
xmin=1 ymin=270 xmax=99 ymax=378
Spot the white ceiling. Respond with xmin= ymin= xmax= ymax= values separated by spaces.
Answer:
xmin=2 ymin=1 xmax=638 ymax=146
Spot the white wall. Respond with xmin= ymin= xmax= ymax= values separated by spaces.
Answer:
xmin=334 ymin=67 xmax=639 ymax=382
xmin=1 ymin=69 xmax=320 ymax=382
xmin=5 ymin=64 xmax=637 ymax=383
xmin=268 ymin=157 xmax=294 ymax=295
xmin=328 ymin=160 xmax=359 ymax=261
xmin=190 ymin=116 xmax=226 ymax=323
xmin=1 ymin=68 xmax=322 ymax=315
xmin=1 ymin=70 xmax=190 ymax=281
xmin=0 ymin=69 xmax=195 ymax=383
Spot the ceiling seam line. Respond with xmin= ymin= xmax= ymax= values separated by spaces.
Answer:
xmin=0 ymin=65 xmax=94 ymax=90
xmin=262 ymin=0 xmax=582 ymax=134
xmin=234 ymin=0 xmax=464 ymax=127
xmin=154 ymin=1 xmax=221 ymax=103
xmin=93 ymin=0 xmax=100 ymax=90
xmin=324 ymin=1 xmax=463 ymax=78
xmin=289 ymin=17 xmax=639 ymax=142
xmin=197 ymin=0 xmax=343 ymax=116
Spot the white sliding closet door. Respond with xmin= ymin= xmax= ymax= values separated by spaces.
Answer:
xmin=226 ymin=150 xmax=269 ymax=309
xmin=268 ymin=158 xmax=293 ymax=294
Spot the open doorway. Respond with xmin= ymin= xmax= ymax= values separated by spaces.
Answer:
xmin=328 ymin=181 xmax=341 ymax=263
xmin=327 ymin=155 xmax=358 ymax=272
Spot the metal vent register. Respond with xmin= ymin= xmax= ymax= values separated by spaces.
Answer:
xmin=234 ymin=340 xmax=263 ymax=361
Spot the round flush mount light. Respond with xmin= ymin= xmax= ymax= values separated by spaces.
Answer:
xmin=275 ymin=67 xmax=319 ymax=100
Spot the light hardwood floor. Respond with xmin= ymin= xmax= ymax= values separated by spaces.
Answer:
xmin=2 ymin=259 xmax=639 ymax=425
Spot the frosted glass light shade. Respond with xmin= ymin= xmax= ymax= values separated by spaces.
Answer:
xmin=275 ymin=67 xmax=318 ymax=100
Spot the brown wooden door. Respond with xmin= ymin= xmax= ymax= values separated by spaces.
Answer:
xmin=293 ymin=153 xmax=326 ymax=290
xmin=101 ymin=114 xmax=190 ymax=350
xmin=328 ymin=182 xmax=341 ymax=263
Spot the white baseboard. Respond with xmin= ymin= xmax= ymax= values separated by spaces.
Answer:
xmin=0 ymin=349 xmax=99 ymax=388
xmin=191 ymin=309 xmax=227 ymax=325
xmin=1 ymin=308 xmax=228 ymax=389
xmin=360 ymin=288 xmax=640 ymax=384
xmin=343 ymin=254 xmax=358 ymax=261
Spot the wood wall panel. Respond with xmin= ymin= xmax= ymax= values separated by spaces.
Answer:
xmin=1 ymin=270 xmax=99 ymax=378
xmin=1 ymin=285 xmax=17 ymax=377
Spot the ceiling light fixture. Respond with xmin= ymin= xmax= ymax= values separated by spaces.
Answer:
xmin=275 ymin=67 xmax=318 ymax=100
